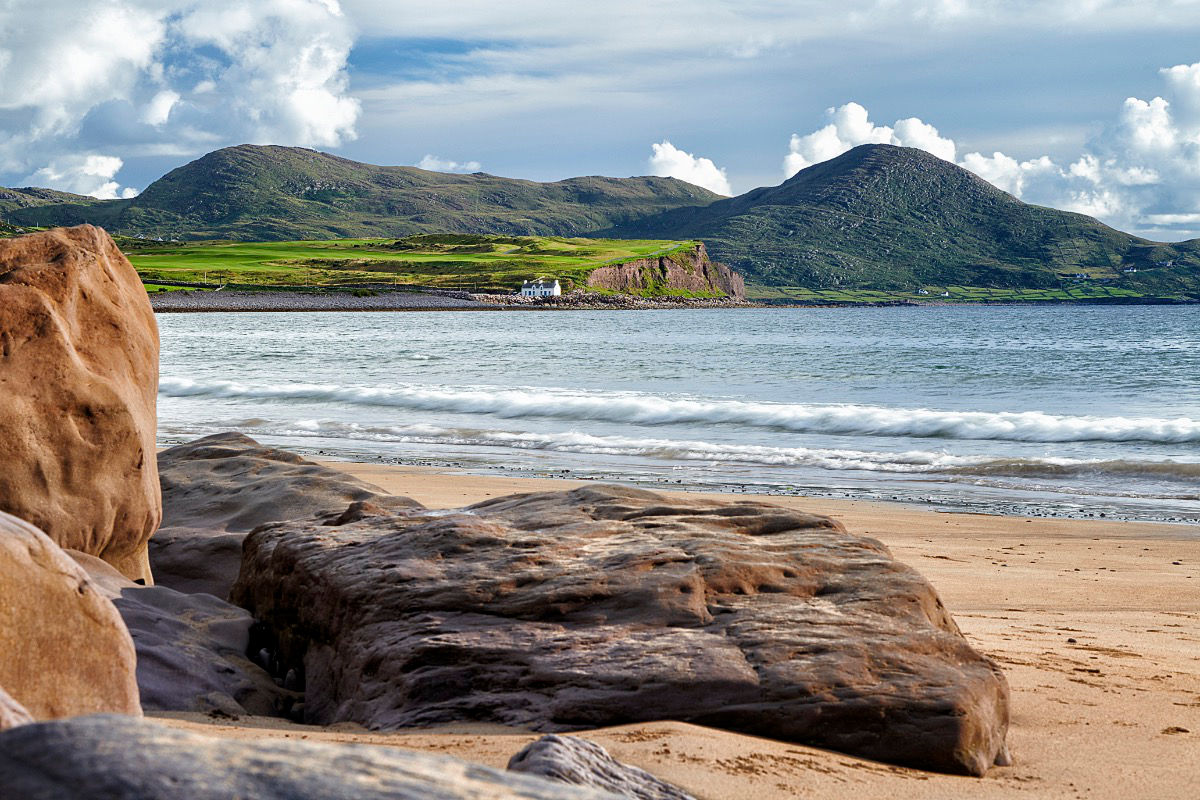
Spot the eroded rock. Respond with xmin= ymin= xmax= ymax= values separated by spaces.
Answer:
xmin=0 ymin=687 xmax=32 ymax=731
xmin=0 ymin=715 xmax=620 ymax=800
xmin=0 ymin=511 xmax=142 ymax=720
xmin=114 ymin=586 xmax=297 ymax=717
xmin=231 ymin=484 xmax=1010 ymax=775
xmin=509 ymin=735 xmax=694 ymax=800
xmin=154 ymin=433 xmax=422 ymax=597
xmin=0 ymin=225 xmax=161 ymax=583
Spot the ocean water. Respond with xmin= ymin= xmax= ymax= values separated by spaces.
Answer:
xmin=157 ymin=306 xmax=1200 ymax=524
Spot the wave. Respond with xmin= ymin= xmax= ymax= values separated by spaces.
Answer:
xmin=159 ymin=377 xmax=1200 ymax=445
xmin=946 ymin=458 xmax=1200 ymax=482
xmin=166 ymin=417 xmax=1200 ymax=483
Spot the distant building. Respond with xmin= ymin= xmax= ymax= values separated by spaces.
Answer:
xmin=917 ymin=288 xmax=930 ymax=295
xmin=520 ymin=279 xmax=561 ymax=297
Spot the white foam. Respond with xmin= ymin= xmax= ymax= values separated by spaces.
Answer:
xmin=159 ymin=377 xmax=1200 ymax=445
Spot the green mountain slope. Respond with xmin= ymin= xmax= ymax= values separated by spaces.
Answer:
xmin=4 ymin=145 xmax=721 ymax=241
xmin=0 ymin=187 xmax=108 ymax=236
xmin=604 ymin=144 xmax=1200 ymax=297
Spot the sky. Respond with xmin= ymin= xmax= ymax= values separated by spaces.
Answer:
xmin=4 ymin=1 xmax=1200 ymax=239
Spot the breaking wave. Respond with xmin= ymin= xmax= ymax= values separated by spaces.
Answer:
xmin=171 ymin=418 xmax=1200 ymax=483
xmin=159 ymin=378 xmax=1200 ymax=445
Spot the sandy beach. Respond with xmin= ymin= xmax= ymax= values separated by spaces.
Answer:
xmin=153 ymin=462 xmax=1199 ymax=799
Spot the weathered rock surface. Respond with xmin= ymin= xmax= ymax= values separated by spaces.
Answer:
xmin=0 ymin=510 xmax=142 ymax=720
xmin=585 ymin=243 xmax=745 ymax=299
xmin=0 ymin=687 xmax=33 ymax=731
xmin=0 ymin=225 xmax=161 ymax=583
xmin=154 ymin=432 xmax=422 ymax=597
xmin=0 ymin=715 xmax=621 ymax=799
xmin=115 ymin=586 xmax=297 ymax=717
xmin=231 ymin=485 xmax=1010 ymax=775
xmin=509 ymin=735 xmax=694 ymax=800
xmin=66 ymin=547 xmax=293 ymax=716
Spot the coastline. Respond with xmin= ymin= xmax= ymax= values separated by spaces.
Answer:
xmin=148 ymin=288 xmax=1197 ymax=312
xmin=154 ymin=460 xmax=1199 ymax=799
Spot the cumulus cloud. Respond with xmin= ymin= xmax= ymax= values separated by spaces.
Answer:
xmin=648 ymin=141 xmax=732 ymax=195
xmin=784 ymin=103 xmax=956 ymax=176
xmin=782 ymin=65 xmax=1200 ymax=238
xmin=417 ymin=154 xmax=483 ymax=173
xmin=0 ymin=0 xmax=359 ymax=197
xmin=25 ymin=154 xmax=139 ymax=199
xmin=141 ymin=90 xmax=181 ymax=126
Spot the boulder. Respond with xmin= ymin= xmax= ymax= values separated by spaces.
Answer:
xmin=66 ymin=549 xmax=293 ymax=716
xmin=114 ymin=586 xmax=297 ymax=717
xmin=0 ymin=715 xmax=621 ymax=800
xmin=0 ymin=225 xmax=160 ymax=583
xmin=231 ymin=484 xmax=1010 ymax=775
xmin=153 ymin=433 xmax=422 ymax=597
xmin=0 ymin=687 xmax=33 ymax=731
xmin=0 ymin=510 xmax=142 ymax=719
xmin=509 ymin=735 xmax=694 ymax=800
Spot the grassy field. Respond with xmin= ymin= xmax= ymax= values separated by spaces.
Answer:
xmin=123 ymin=234 xmax=694 ymax=292
xmin=746 ymin=282 xmax=1172 ymax=303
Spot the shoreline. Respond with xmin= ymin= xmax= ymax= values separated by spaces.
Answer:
xmin=166 ymin=459 xmax=1199 ymax=799
xmin=148 ymin=288 xmax=1199 ymax=312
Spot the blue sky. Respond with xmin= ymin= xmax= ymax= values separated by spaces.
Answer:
xmin=4 ymin=1 xmax=1200 ymax=239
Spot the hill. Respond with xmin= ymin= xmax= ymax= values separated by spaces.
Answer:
xmin=603 ymin=144 xmax=1200 ymax=298
xmin=3 ymin=145 xmax=721 ymax=241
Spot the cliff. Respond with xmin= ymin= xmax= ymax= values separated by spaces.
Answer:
xmin=585 ymin=243 xmax=745 ymax=299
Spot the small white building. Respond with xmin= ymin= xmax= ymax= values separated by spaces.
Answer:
xmin=520 ymin=279 xmax=561 ymax=297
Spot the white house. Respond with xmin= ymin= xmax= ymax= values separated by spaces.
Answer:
xmin=520 ymin=279 xmax=561 ymax=297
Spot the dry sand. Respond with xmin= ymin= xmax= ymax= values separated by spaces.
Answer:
xmin=157 ymin=463 xmax=1200 ymax=799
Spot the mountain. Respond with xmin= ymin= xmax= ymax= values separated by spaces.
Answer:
xmin=4 ymin=142 xmax=1198 ymax=298
xmin=2 ymin=145 xmax=722 ymax=241
xmin=603 ymin=144 xmax=1200 ymax=295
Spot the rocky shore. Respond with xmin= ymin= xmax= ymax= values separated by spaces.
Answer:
xmin=470 ymin=291 xmax=754 ymax=309
xmin=150 ymin=288 xmax=489 ymax=312
xmin=149 ymin=288 xmax=755 ymax=312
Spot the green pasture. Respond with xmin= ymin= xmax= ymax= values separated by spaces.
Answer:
xmin=746 ymin=283 xmax=1164 ymax=304
xmin=124 ymin=234 xmax=695 ymax=292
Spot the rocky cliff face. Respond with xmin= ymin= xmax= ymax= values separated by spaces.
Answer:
xmin=586 ymin=243 xmax=745 ymax=299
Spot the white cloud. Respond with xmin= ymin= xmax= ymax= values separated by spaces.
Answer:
xmin=142 ymin=90 xmax=181 ymax=126
xmin=0 ymin=0 xmax=359 ymax=192
xmin=25 ymin=154 xmax=135 ymax=199
xmin=648 ymin=141 xmax=732 ymax=195
xmin=784 ymin=103 xmax=956 ymax=176
xmin=417 ymin=155 xmax=482 ymax=173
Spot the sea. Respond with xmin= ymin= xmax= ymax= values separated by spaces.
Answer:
xmin=156 ymin=305 xmax=1200 ymax=524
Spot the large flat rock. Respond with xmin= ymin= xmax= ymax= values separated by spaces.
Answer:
xmin=0 ymin=511 xmax=141 ymax=720
xmin=0 ymin=715 xmax=620 ymax=800
xmin=154 ymin=433 xmax=423 ymax=597
xmin=0 ymin=225 xmax=161 ymax=582
xmin=231 ymin=485 xmax=1010 ymax=775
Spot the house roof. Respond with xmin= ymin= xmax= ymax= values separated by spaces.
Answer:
xmin=522 ymin=279 xmax=559 ymax=287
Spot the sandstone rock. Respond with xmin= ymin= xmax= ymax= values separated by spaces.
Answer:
xmin=0 ymin=687 xmax=33 ymax=731
xmin=65 ymin=547 xmax=293 ymax=716
xmin=154 ymin=433 xmax=423 ymax=597
xmin=509 ymin=735 xmax=694 ymax=800
xmin=115 ymin=586 xmax=297 ymax=717
xmin=0 ymin=715 xmax=621 ymax=800
xmin=231 ymin=484 xmax=1010 ymax=775
xmin=0 ymin=225 xmax=161 ymax=583
xmin=0 ymin=510 xmax=142 ymax=719
xmin=585 ymin=243 xmax=745 ymax=299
